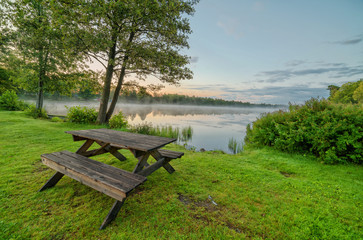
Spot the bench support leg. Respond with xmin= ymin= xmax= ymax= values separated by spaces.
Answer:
xmin=100 ymin=199 xmax=126 ymax=230
xmin=162 ymin=161 xmax=175 ymax=174
xmin=38 ymin=171 xmax=64 ymax=192
xmin=150 ymin=150 xmax=176 ymax=174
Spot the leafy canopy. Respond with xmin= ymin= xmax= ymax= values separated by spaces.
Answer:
xmin=329 ymin=79 xmax=363 ymax=104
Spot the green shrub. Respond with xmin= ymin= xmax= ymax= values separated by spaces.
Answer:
xmin=50 ymin=117 xmax=63 ymax=122
xmin=25 ymin=104 xmax=48 ymax=119
xmin=66 ymin=106 xmax=97 ymax=124
xmin=129 ymin=122 xmax=154 ymax=135
xmin=109 ymin=111 xmax=128 ymax=129
xmin=245 ymin=98 xmax=363 ymax=164
xmin=0 ymin=90 xmax=28 ymax=111
xmin=129 ymin=122 xmax=185 ymax=139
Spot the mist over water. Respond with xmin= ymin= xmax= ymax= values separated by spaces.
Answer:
xmin=38 ymin=100 xmax=283 ymax=153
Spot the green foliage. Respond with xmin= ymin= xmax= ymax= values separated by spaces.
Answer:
xmin=129 ymin=123 xmax=194 ymax=141
xmin=25 ymin=104 xmax=48 ymax=119
xmin=3 ymin=0 xmax=89 ymax=110
xmin=50 ymin=116 xmax=63 ymax=122
xmin=180 ymin=126 xmax=193 ymax=142
xmin=109 ymin=111 xmax=128 ymax=129
xmin=353 ymin=80 xmax=363 ymax=103
xmin=53 ymin=0 xmax=199 ymax=123
xmin=228 ymin=138 xmax=243 ymax=154
xmin=327 ymin=85 xmax=339 ymax=99
xmin=66 ymin=106 xmax=97 ymax=124
xmin=131 ymin=123 xmax=178 ymax=138
xmin=329 ymin=79 xmax=362 ymax=104
xmin=129 ymin=122 xmax=155 ymax=135
xmin=0 ymin=111 xmax=362 ymax=239
xmin=0 ymin=67 xmax=16 ymax=94
xmin=245 ymin=98 xmax=363 ymax=164
xmin=0 ymin=90 xmax=28 ymax=110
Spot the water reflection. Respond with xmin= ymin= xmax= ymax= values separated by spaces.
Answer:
xmin=39 ymin=100 xmax=283 ymax=153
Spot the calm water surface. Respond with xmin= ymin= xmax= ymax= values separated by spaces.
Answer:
xmin=41 ymin=100 xmax=283 ymax=153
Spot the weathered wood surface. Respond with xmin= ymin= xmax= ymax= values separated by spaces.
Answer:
xmin=150 ymin=150 xmax=175 ymax=174
xmin=158 ymin=149 xmax=184 ymax=159
xmin=100 ymin=199 xmax=126 ymax=230
xmin=39 ymin=130 xmax=184 ymax=229
xmin=41 ymin=151 xmax=146 ymax=201
xmin=39 ymin=171 xmax=65 ymax=192
xmin=137 ymin=156 xmax=167 ymax=177
xmin=135 ymin=149 xmax=183 ymax=176
xmin=66 ymin=129 xmax=176 ymax=152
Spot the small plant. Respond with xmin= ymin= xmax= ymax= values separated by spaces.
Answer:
xmin=180 ymin=126 xmax=193 ymax=142
xmin=50 ymin=117 xmax=63 ymax=122
xmin=129 ymin=122 xmax=154 ymax=135
xmin=66 ymin=106 xmax=97 ymax=124
xmin=0 ymin=90 xmax=28 ymax=111
xmin=157 ymin=125 xmax=180 ymax=139
xmin=129 ymin=122 xmax=189 ymax=139
xmin=109 ymin=111 xmax=128 ymax=129
xmin=25 ymin=104 xmax=48 ymax=119
xmin=228 ymin=137 xmax=243 ymax=154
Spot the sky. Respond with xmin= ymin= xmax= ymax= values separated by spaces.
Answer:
xmin=160 ymin=0 xmax=363 ymax=105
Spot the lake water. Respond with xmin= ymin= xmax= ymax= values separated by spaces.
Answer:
xmin=40 ymin=100 xmax=283 ymax=153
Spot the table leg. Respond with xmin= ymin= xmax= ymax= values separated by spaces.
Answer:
xmin=76 ymin=139 xmax=127 ymax=161
xmin=100 ymin=199 xmax=126 ymax=230
xmin=102 ymin=144 xmax=127 ymax=161
xmin=133 ymin=153 xmax=150 ymax=174
xmin=38 ymin=172 xmax=65 ymax=192
xmin=76 ymin=139 xmax=95 ymax=154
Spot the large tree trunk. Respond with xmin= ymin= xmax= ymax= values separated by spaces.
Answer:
xmin=97 ymin=35 xmax=117 ymax=124
xmin=105 ymin=32 xmax=135 ymax=122
xmin=36 ymin=3 xmax=44 ymax=111
xmin=36 ymin=46 xmax=44 ymax=110
xmin=36 ymin=79 xmax=44 ymax=109
xmin=105 ymin=57 xmax=128 ymax=122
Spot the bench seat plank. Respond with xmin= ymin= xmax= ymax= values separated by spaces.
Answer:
xmin=51 ymin=151 xmax=144 ymax=183
xmin=158 ymin=149 xmax=184 ymax=159
xmin=41 ymin=151 xmax=146 ymax=201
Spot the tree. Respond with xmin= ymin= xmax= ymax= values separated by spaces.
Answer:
xmin=0 ymin=2 xmax=10 ymax=59
xmin=55 ymin=0 xmax=198 ymax=124
xmin=327 ymin=85 xmax=339 ymax=99
xmin=353 ymin=80 xmax=363 ymax=104
xmin=330 ymin=80 xmax=362 ymax=104
xmin=0 ymin=67 xmax=14 ymax=94
xmin=2 ymin=0 xmax=86 ymax=112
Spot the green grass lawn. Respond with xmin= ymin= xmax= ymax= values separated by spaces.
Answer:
xmin=0 ymin=111 xmax=362 ymax=239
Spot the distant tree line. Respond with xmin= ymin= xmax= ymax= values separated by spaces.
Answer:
xmin=16 ymin=85 xmax=283 ymax=108
xmin=119 ymin=92 xmax=283 ymax=108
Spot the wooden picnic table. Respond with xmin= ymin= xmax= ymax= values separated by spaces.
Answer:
xmin=39 ymin=128 xmax=184 ymax=229
xmin=65 ymin=128 xmax=180 ymax=176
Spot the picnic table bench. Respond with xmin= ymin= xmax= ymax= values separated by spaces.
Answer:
xmin=39 ymin=129 xmax=183 ymax=229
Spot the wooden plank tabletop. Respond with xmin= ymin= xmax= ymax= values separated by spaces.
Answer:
xmin=65 ymin=129 xmax=177 ymax=152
